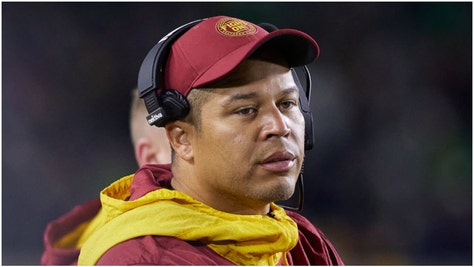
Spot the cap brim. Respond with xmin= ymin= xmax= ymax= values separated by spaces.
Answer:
xmin=192 ymin=29 xmax=320 ymax=89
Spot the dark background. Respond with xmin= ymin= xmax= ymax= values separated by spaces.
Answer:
xmin=2 ymin=2 xmax=472 ymax=265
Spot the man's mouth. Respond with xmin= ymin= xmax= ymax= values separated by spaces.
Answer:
xmin=260 ymin=151 xmax=296 ymax=172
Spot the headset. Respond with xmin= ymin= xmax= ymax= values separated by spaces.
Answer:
xmin=137 ymin=18 xmax=314 ymax=212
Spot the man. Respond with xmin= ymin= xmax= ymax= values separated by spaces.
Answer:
xmin=77 ymin=16 xmax=343 ymax=265
xmin=40 ymin=89 xmax=171 ymax=265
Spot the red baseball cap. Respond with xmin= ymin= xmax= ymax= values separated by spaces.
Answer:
xmin=165 ymin=16 xmax=320 ymax=96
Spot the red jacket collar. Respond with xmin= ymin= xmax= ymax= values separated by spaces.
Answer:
xmin=129 ymin=164 xmax=173 ymax=201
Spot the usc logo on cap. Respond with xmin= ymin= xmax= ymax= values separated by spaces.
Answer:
xmin=216 ymin=17 xmax=257 ymax=37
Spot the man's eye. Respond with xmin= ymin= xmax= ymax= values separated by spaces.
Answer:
xmin=280 ymin=100 xmax=297 ymax=109
xmin=236 ymin=107 xmax=256 ymax=115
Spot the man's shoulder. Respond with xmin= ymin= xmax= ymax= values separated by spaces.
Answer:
xmin=285 ymin=210 xmax=334 ymax=245
xmin=285 ymin=210 xmax=319 ymax=231
xmin=97 ymin=235 xmax=234 ymax=265
xmin=285 ymin=210 xmax=345 ymax=265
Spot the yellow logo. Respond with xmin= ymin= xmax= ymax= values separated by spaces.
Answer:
xmin=216 ymin=17 xmax=257 ymax=37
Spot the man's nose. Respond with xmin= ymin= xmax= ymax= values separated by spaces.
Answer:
xmin=260 ymin=106 xmax=291 ymax=140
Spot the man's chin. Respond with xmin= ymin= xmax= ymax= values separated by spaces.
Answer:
xmin=259 ymin=181 xmax=296 ymax=203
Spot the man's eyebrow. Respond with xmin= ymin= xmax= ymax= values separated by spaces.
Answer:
xmin=222 ymin=92 xmax=259 ymax=107
xmin=221 ymin=88 xmax=299 ymax=107
xmin=276 ymin=87 xmax=300 ymax=100
xmin=281 ymin=87 xmax=299 ymax=96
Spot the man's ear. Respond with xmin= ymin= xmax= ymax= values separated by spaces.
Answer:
xmin=165 ymin=121 xmax=194 ymax=161
xmin=135 ymin=138 xmax=160 ymax=167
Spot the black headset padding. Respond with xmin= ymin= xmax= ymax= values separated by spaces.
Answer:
xmin=160 ymin=90 xmax=190 ymax=119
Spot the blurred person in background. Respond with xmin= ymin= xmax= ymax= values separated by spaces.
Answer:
xmin=40 ymin=89 xmax=172 ymax=265
xmin=76 ymin=16 xmax=343 ymax=265
xmin=130 ymin=89 xmax=172 ymax=167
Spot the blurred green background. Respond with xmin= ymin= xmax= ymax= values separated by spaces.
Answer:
xmin=2 ymin=2 xmax=471 ymax=265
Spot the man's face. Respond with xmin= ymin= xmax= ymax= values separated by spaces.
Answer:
xmin=188 ymin=59 xmax=306 ymax=214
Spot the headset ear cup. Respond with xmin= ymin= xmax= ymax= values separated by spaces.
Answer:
xmin=291 ymin=68 xmax=314 ymax=151
xmin=303 ymin=110 xmax=314 ymax=151
xmin=159 ymin=90 xmax=190 ymax=125
xmin=298 ymin=91 xmax=314 ymax=151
